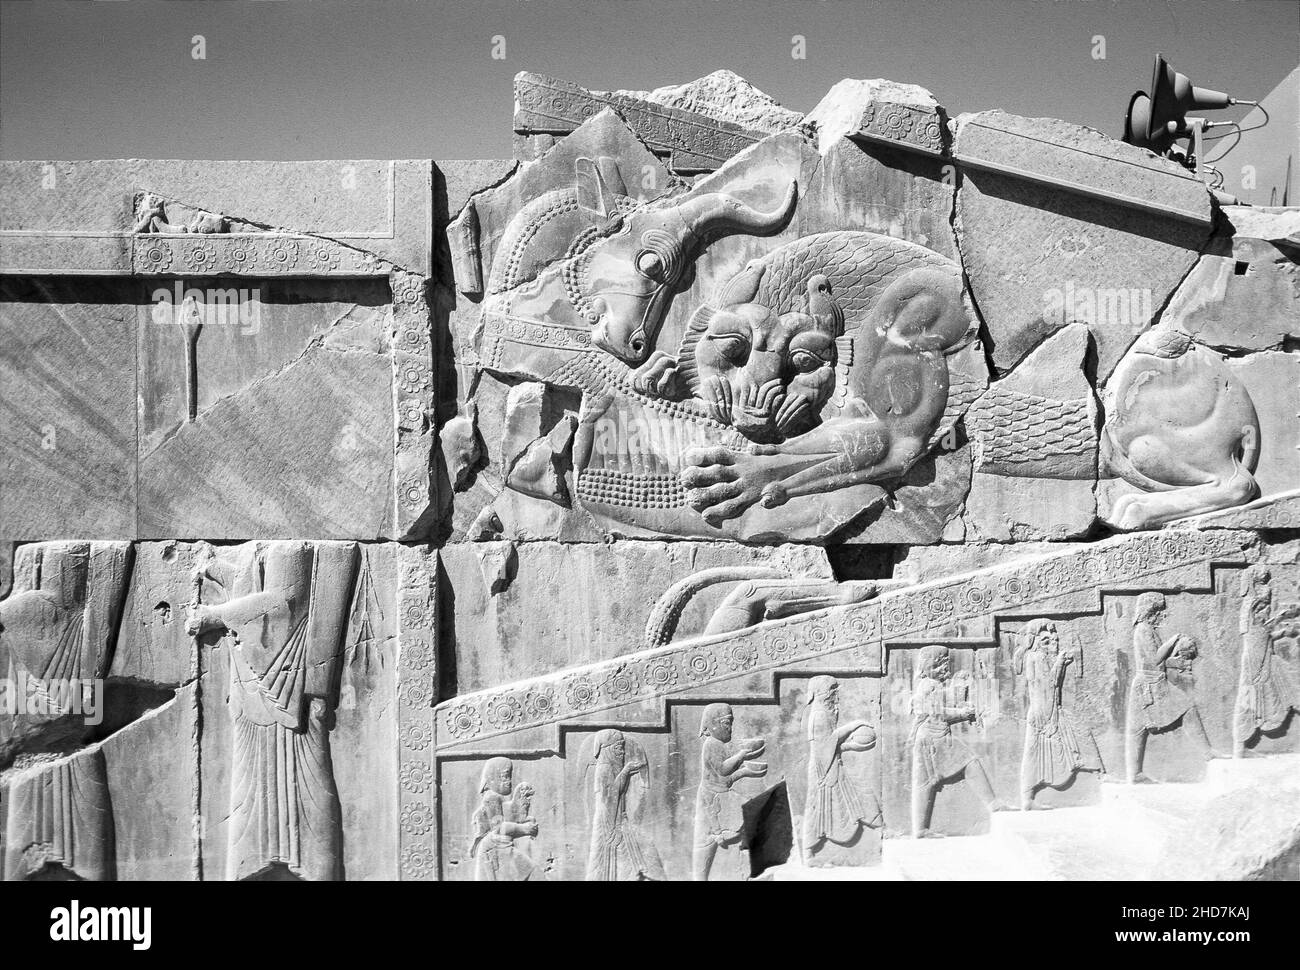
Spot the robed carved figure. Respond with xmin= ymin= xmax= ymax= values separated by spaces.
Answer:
xmin=187 ymin=541 xmax=357 ymax=881
xmin=0 ymin=541 xmax=130 ymax=881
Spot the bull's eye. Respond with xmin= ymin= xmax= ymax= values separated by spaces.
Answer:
xmin=790 ymin=349 xmax=825 ymax=374
xmin=635 ymin=249 xmax=665 ymax=281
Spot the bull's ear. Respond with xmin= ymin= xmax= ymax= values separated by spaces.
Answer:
xmin=575 ymin=156 xmax=624 ymax=225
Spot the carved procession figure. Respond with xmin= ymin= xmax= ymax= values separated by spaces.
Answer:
xmin=1125 ymin=591 xmax=1221 ymax=783
xmin=1234 ymin=566 xmax=1300 ymax=756
xmin=471 ymin=757 xmax=541 ymax=881
xmin=0 ymin=541 xmax=130 ymax=881
xmin=692 ymin=703 xmax=767 ymax=881
xmin=909 ymin=646 xmax=1008 ymax=836
xmin=186 ymin=540 xmax=357 ymax=881
xmin=801 ymin=676 xmax=882 ymax=862
xmin=582 ymin=729 xmax=666 ymax=880
xmin=1014 ymin=619 xmax=1103 ymax=809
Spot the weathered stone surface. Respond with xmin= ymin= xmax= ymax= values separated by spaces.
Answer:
xmin=4 ymin=67 xmax=1299 ymax=884
xmin=1152 ymin=756 xmax=1300 ymax=880
xmin=800 ymin=132 xmax=958 ymax=260
xmin=1168 ymin=208 xmax=1300 ymax=352
xmin=434 ymin=530 xmax=1293 ymax=871
xmin=807 ymin=77 xmax=948 ymax=156
xmin=0 ymin=542 xmax=12 ymax=599
xmin=626 ymin=70 xmax=805 ymax=136
xmin=514 ymin=71 xmax=804 ymax=173
xmin=0 ymin=159 xmax=433 ymax=276
xmin=436 ymin=158 xmax=517 ymax=296
xmin=964 ymin=325 xmax=1098 ymax=540
xmin=468 ymin=109 xmax=984 ymax=543
xmin=0 ymin=279 xmax=137 ymax=539
xmin=1097 ymin=322 xmax=1295 ymax=532
xmin=441 ymin=540 xmax=834 ymax=693
xmin=954 ymin=110 xmax=1212 ymax=378
xmin=2 ymin=160 xmax=441 ymax=542
xmin=137 ymin=280 xmax=396 ymax=539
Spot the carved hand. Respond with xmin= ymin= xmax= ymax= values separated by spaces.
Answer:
xmin=185 ymin=604 xmax=225 ymax=637
xmin=740 ymin=761 xmax=769 ymax=779
xmin=621 ymin=758 xmax=646 ymax=778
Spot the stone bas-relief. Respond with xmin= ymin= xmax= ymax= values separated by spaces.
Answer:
xmin=909 ymin=646 xmax=1008 ymax=836
xmin=582 ymin=729 xmax=665 ymax=880
xmin=694 ymin=703 xmax=767 ymax=881
xmin=0 ymin=542 xmax=131 ymax=880
xmin=3 ymin=67 xmax=1299 ymax=881
xmin=186 ymin=541 xmax=356 ymax=881
xmin=0 ymin=539 xmax=417 ymax=881
xmin=1125 ymin=592 xmax=1222 ymax=783
xmin=1234 ymin=566 xmax=1300 ymax=757
xmin=472 ymin=758 xmax=542 ymax=881
xmin=802 ymin=676 xmax=882 ymax=865
xmin=1014 ymin=620 xmax=1104 ymax=809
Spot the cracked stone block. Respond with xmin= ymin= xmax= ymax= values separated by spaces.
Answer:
xmin=1168 ymin=207 xmax=1300 ymax=352
xmin=0 ymin=159 xmax=433 ymax=276
xmin=514 ymin=70 xmax=806 ymax=174
xmin=963 ymin=325 xmax=1099 ymax=540
xmin=954 ymin=110 xmax=1212 ymax=379
xmin=807 ymin=77 xmax=949 ymax=157
xmin=439 ymin=540 xmax=834 ymax=694
xmin=0 ymin=279 xmax=138 ymax=539
xmin=4 ymin=66 xmax=1300 ymax=884
xmin=137 ymin=280 xmax=395 ymax=539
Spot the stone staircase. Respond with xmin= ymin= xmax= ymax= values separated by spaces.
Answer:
xmin=433 ymin=529 xmax=1250 ymax=756
xmin=770 ymin=754 xmax=1300 ymax=880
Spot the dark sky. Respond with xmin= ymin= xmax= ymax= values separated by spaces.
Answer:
xmin=1 ymin=0 xmax=1296 ymax=161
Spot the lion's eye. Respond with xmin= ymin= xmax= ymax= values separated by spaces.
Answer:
xmin=790 ymin=349 xmax=825 ymax=373
xmin=711 ymin=334 xmax=749 ymax=361
xmin=635 ymin=250 xmax=664 ymax=280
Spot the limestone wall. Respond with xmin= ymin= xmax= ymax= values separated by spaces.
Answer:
xmin=1 ymin=71 xmax=1298 ymax=881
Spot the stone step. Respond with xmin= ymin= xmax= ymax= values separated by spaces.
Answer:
xmin=768 ymin=758 xmax=1300 ymax=880
xmin=1205 ymin=752 xmax=1300 ymax=793
xmin=991 ymin=802 xmax=1166 ymax=880
xmin=768 ymin=833 xmax=1042 ymax=881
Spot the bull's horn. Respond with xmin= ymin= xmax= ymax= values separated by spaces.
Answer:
xmin=679 ymin=181 xmax=797 ymax=236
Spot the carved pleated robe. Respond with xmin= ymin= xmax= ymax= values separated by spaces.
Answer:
xmin=212 ymin=543 xmax=354 ymax=882
xmin=584 ymin=734 xmax=665 ymax=881
xmin=1021 ymin=651 xmax=1102 ymax=789
xmin=4 ymin=750 xmax=113 ymax=881
xmin=0 ymin=542 xmax=128 ymax=882
xmin=1234 ymin=615 xmax=1298 ymax=746
xmin=803 ymin=705 xmax=880 ymax=849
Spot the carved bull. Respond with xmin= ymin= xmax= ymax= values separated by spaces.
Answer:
xmin=484 ymin=156 xmax=796 ymax=366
